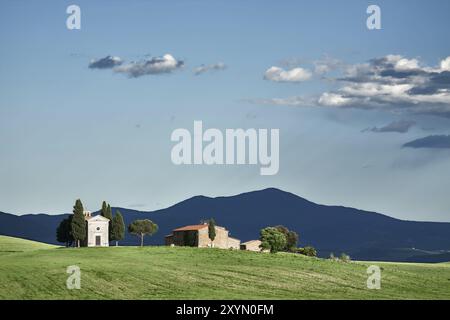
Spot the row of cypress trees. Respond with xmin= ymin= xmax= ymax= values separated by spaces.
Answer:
xmin=99 ymin=200 xmax=126 ymax=246
xmin=56 ymin=199 xmax=125 ymax=247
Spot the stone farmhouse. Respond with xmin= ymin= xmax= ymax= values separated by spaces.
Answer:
xmin=84 ymin=211 xmax=109 ymax=247
xmin=165 ymin=223 xmax=241 ymax=249
xmin=240 ymin=240 xmax=263 ymax=251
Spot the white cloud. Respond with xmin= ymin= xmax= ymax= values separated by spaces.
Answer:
xmin=114 ymin=54 xmax=183 ymax=78
xmin=339 ymin=83 xmax=414 ymax=100
xmin=318 ymin=93 xmax=351 ymax=107
xmin=440 ymin=56 xmax=450 ymax=71
xmin=384 ymin=54 xmax=420 ymax=71
xmin=264 ymin=66 xmax=312 ymax=83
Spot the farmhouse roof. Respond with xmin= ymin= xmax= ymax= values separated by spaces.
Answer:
xmin=173 ymin=224 xmax=208 ymax=231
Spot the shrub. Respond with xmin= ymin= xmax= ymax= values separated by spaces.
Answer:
xmin=340 ymin=253 xmax=351 ymax=262
xmin=295 ymin=246 xmax=317 ymax=257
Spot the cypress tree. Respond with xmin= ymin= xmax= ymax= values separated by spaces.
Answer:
xmin=208 ymin=218 xmax=216 ymax=247
xmin=71 ymin=199 xmax=86 ymax=248
xmin=100 ymin=202 xmax=113 ymax=241
xmin=105 ymin=204 xmax=113 ymax=220
xmin=111 ymin=210 xmax=125 ymax=246
xmin=105 ymin=204 xmax=113 ymax=240
xmin=100 ymin=201 xmax=108 ymax=217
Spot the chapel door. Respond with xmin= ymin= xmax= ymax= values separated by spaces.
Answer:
xmin=95 ymin=235 xmax=101 ymax=246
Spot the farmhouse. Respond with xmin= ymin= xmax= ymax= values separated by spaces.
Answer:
xmin=165 ymin=223 xmax=240 ymax=249
xmin=84 ymin=211 xmax=109 ymax=247
xmin=240 ymin=240 xmax=263 ymax=252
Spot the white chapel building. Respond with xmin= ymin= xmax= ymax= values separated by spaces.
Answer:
xmin=84 ymin=211 xmax=109 ymax=247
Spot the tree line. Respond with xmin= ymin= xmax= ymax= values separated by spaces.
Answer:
xmin=56 ymin=199 xmax=158 ymax=247
xmin=194 ymin=218 xmax=316 ymax=257
xmin=57 ymin=204 xmax=314 ymax=254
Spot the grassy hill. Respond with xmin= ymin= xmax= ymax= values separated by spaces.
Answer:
xmin=0 ymin=236 xmax=449 ymax=300
xmin=0 ymin=235 xmax=57 ymax=253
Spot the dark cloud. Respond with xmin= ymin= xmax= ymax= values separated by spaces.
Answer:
xmin=403 ymin=135 xmax=450 ymax=149
xmin=89 ymin=56 xmax=123 ymax=69
xmin=364 ymin=120 xmax=416 ymax=133
xmin=114 ymin=54 xmax=183 ymax=78
xmin=379 ymin=69 xmax=424 ymax=79
xmin=407 ymin=71 xmax=450 ymax=95
xmin=431 ymin=71 xmax=450 ymax=84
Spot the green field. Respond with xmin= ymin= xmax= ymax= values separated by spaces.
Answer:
xmin=0 ymin=235 xmax=449 ymax=300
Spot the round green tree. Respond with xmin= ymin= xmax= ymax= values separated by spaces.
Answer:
xmin=128 ymin=219 xmax=158 ymax=247
xmin=259 ymin=227 xmax=287 ymax=253
xmin=275 ymin=225 xmax=299 ymax=252
xmin=56 ymin=216 xmax=74 ymax=247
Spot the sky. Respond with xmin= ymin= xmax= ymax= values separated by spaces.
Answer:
xmin=1 ymin=0 xmax=450 ymax=221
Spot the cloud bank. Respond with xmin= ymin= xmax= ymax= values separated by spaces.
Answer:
xmin=253 ymin=55 xmax=450 ymax=118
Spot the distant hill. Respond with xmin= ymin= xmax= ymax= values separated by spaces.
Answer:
xmin=1 ymin=188 xmax=450 ymax=262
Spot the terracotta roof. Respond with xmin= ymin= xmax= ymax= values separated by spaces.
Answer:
xmin=173 ymin=224 xmax=208 ymax=231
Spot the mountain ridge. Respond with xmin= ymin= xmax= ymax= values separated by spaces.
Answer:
xmin=0 ymin=187 xmax=442 ymax=223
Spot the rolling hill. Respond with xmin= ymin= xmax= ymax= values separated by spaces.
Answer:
xmin=0 ymin=235 xmax=449 ymax=300
xmin=0 ymin=235 xmax=56 ymax=253
xmin=1 ymin=188 xmax=450 ymax=262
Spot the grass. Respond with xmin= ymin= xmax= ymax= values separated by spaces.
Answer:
xmin=0 ymin=235 xmax=449 ymax=299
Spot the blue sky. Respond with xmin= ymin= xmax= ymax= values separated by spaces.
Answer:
xmin=1 ymin=0 xmax=450 ymax=221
